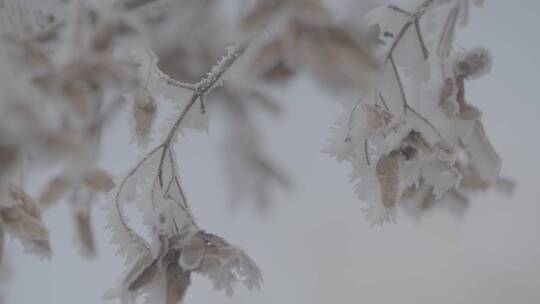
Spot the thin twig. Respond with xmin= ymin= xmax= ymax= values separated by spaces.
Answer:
xmin=389 ymin=55 xmax=408 ymax=114
xmin=385 ymin=0 xmax=434 ymax=63
xmin=115 ymin=43 xmax=248 ymax=242
xmin=378 ymin=92 xmax=390 ymax=111
xmin=414 ymin=19 xmax=429 ymax=59
xmin=388 ymin=5 xmax=412 ymax=17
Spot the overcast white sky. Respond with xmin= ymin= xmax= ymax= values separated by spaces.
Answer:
xmin=5 ymin=0 xmax=540 ymax=303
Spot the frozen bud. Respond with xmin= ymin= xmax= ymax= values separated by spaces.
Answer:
xmin=454 ymin=47 xmax=492 ymax=79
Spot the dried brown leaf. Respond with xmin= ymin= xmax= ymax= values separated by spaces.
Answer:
xmin=83 ymin=169 xmax=115 ymax=192
xmin=289 ymin=20 xmax=380 ymax=91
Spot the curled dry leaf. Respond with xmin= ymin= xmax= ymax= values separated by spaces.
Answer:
xmin=376 ymin=150 xmax=400 ymax=209
xmin=83 ymin=169 xmax=115 ymax=192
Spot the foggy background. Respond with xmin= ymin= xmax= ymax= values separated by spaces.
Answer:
xmin=5 ymin=0 xmax=540 ymax=303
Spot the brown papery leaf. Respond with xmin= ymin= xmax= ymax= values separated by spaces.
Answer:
xmin=376 ymin=150 xmax=400 ymax=209
xmin=166 ymin=263 xmax=191 ymax=304
xmin=83 ymin=169 xmax=115 ymax=192
xmin=76 ymin=213 xmax=95 ymax=256
xmin=39 ymin=176 xmax=70 ymax=207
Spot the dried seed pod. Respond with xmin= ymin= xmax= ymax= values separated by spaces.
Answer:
xmin=179 ymin=233 xmax=206 ymax=271
xmin=83 ymin=169 xmax=115 ymax=192
xmin=376 ymin=150 xmax=400 ymax=209
xmin=39 ymin=176 xmax=70 ymax=206
xmin=453 ymin=47 xmax=492 ymax=79
xmin=166 ymin=263 xmax=191 ymax=304
xmin=125 ymin=255 xmax=158 ymax=291
xmin=76 ymin=213 xmax=95 ymax=256
xmin=132 ymin=92 xmax=157 ymax=141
